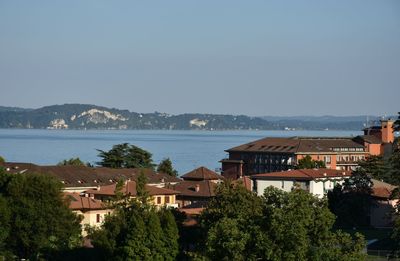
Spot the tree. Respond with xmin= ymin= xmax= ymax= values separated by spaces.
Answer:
xmin=0 ymin=169 xmax=82 ymax=260
xmin=57 ymin=157 xmax=87 ymax=166
xmin=358 ymin=155 xmax=390 ymax=181
xmin=328 ymin=169 xmax=373 ymax=228
xmin=296 ymin=155 xmax=326 ymax=169
xmin=157 ymin=158 xmax=178 ymax=177
xmin=97 ymin=143 xmax=155 ymax=169
xmin=159 ymin=209 xmax=179 ymax=261
xmin=0 ymin=156 xmax=4 ymax=164
xmin=90 ymin=203 xmax=179 ymax=261
xmin=199 ymin=182 xmax=365 ymax=260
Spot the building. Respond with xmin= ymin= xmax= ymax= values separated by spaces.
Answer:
xmin=370 ymin=179 xmax=398 ymax=228
xmin=172 ymin=166 xmax=224 ymax=208
xmin=85 ymin=180 xmax=180 ymax=208
xmin=65 ymin=192 xmax=111 ymax=236
xmin=250 ymin=169 xmax=352 ymax=198
xmin=221 ymin=120 xmax=395 ymax=178
xmin=0 ymin=162 xmax=181 ymax=192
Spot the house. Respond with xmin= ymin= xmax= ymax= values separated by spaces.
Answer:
xmin=85 ymin=180 xmax=180 ymax=208
xmin=370 ymin=179 xmax=398 ymax=228
xmin=172 ymin=166 xmax=224 ymax=208
xmin=250 ymin=169 xmax=352 ymax=198
xmin=65 ymin=192 xmax=111 ymax=236
xmin=0 ymin=162 xmax=181 ymax=192
xmin=221 ymin=120 xmax=395 ymax=178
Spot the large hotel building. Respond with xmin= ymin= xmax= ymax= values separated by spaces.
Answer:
xmin=221 ymin=120 xmax=395 ymax=179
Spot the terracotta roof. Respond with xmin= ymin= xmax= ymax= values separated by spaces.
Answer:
xmin=0 ymin=162 xmax=181 ymax=187
xmin=64 ymin=192 xmax=106 ymax=210
xmin=371 ymin=179 xmax=397 ymax=199
xmin=85 ymin=180 xmax=179 ymax=197
xmin=172 ymin=180 xmax=218 ymax=198
xmin=251 ymin=169 xmax=352 ymax=181
xmin=232 ymin=176 xmax=252 ymax=191
xmin=354 ymin=135 xmax=382 ymax=144
xmin=181 ymin=166 xmax=224 ymax=181
xmin=226 ymin=137 xmax=364 ymax=154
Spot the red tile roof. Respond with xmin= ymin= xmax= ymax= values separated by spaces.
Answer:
xmin=251 ymin=169 xmax=351 ymax=181
xmin=227 ymin=137 xmax=364 ymax=154
xmin=371 ymin=179 xmax=398 ymax=199
xmin=172 ymin=180 xmax=218 ymax=198
xmin=85 ymin=180 xmax=179 ymax=197
xmin=0 ymin=162 xmax=181 ymax=187
xmin=64 ymin=192 xmax=106 ymax=210
xmin=181 ymin=166 xmax=224 ymax=181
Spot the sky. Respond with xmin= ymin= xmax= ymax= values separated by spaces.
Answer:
xmin=0 ymin=1 xmax=399 ymax=116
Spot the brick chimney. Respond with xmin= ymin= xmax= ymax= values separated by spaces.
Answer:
xmin=381 ymin=120 xmax=394 ymax=143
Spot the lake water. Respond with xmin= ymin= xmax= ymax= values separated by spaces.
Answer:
xmin=0 ymin=129 xmax=362 ymax=175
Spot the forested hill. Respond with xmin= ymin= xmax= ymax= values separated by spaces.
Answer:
xmin=0 ymin=104 xmax=383 ymax=130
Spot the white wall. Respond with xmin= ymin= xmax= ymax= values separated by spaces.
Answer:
xmin=254 ymin=177 xmax=349 ymax=198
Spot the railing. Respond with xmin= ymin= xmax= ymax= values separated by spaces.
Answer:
xmin=367 ymin=250 xmax=400 ymax=260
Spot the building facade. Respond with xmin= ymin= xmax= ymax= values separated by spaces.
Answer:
xmin=221 ymin=120 xmax=395 ymax=178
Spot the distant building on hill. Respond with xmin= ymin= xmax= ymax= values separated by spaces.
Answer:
xmin=221 ymin=120 xmax=395 ymax=179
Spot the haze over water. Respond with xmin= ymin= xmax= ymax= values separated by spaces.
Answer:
xmin=0 ymin=129 xmax=362 ymax=174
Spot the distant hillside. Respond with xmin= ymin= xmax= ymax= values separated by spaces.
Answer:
xmin=0 ymin=104 xmax=385 ymax=130
xmin=0 ymin=104 xmax=276 ymax=130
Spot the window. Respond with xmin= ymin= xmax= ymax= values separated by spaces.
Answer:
xmin=157 ymin=197 xmax=162 ymax=204
xmin=165 ymin=196 xmax=170 ymax=204
xmin=96 ymin=214 xmax=101 ymax=223
xmin=324 ymin=156 xmax=331 ymax=164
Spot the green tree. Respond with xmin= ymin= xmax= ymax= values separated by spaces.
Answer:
xmin=328 ymin=169 xmax=373 ymax=228
xmin=90 ymin=203 xmax=179 ymax=261
xmin=0 ymin=169 xmax=82 ymax=260
xmin=97 ymin=143 xmax=155 ymax=169
xmin=199 ymin=182 xmax=366 ymax=260
xmin=159 ymin=208 xmax=179 ymax=261
xmin=296 ymin=155 xmax=326 ymax=169
xmin=157 ymin=158 xmax=178 ymax=177
xmin=0 ymin=196 xmax=11 ymax=257
xmin=57 ymin=157 xmax=87 ymax=166
xmin=0 ymin=156 xmax=4 ymax=164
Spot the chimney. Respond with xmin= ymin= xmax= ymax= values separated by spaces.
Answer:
xmin=380 ymin=120 xmax=394 ymax=143
xmin=195 ymin=184 xmax=200 ymax=192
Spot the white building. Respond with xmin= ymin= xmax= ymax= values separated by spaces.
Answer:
xmin=250 ymin=169 xmax=351 ymax=198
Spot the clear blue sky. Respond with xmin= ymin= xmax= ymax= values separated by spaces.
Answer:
xmin=0 ymin=0 xmax=399 ymax=116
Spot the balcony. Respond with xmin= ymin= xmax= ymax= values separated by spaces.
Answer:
xmin=336 ymin=160 xmax=360 ymax=165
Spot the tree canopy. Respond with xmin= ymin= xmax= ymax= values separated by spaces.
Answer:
xmin=328 ymin=168 xmax=373 ymax=228
xmin=89 ymin=201 xmax=179 ymax=260
xmin=0 ymin=169 xmax=82 ymax=260
xmin=199 ymin=182 xmax=365 ymax=260
xmin=296 ymin=155 xmax=326 ymax=169
xmin=157 ymin=158 xmax=178 ymax=177
xmin=97 ymin=143 xmax=155 ymax=169
xmin=57 ymin=157 xmax=88 ymax=167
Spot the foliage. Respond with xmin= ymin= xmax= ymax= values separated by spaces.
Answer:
xmin=0 ymin=156 xmax=4 ymax=164
xmin=328 ymin=169 xmax=373 ymax=228
xmin=199 ymin=183 xmax=365 ymax=260
xmin=97 ymin=143 xmax=155 ymax=169
xmin=157 ymin=158 xmax=178 ymax=177
xmin=90 ymin=202 xmax=179 ymax=261
xmin=57 ymin=157 xmax=88 ymax=166
xmin=296 ymin=155 xmax=326 ymax=169
xmin=0 ymin=169 xmax=82 ymax=260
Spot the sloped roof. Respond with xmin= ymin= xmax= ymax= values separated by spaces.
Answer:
xmin=355 ymin=135 xmax=382 ymax=144
xmin=251 ymin=169 xmax=351 ymax=181
xmin=172 ymin=180 xmax=218 ymax=198
xmin=226 ymin=137 xmax=364 ymax=154
xmin=371 ymin=179 xmax=398 ymax=199
xmin=65 ymin=192 xmax=105 ymax=210
xmin=85 ymin=180 xmax=179 ymax=197
xmin=181 ymin=166 xmax=223 ymax=181
xmin=1 ymin=162 xmax=181 ymax=187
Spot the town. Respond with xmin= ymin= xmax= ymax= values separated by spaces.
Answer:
xmin=0 ymin=115 xmax=399 ymax=260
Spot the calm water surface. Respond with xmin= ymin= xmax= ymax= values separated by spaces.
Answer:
xmin=0 ymin=129 xmax=362 ymax=175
